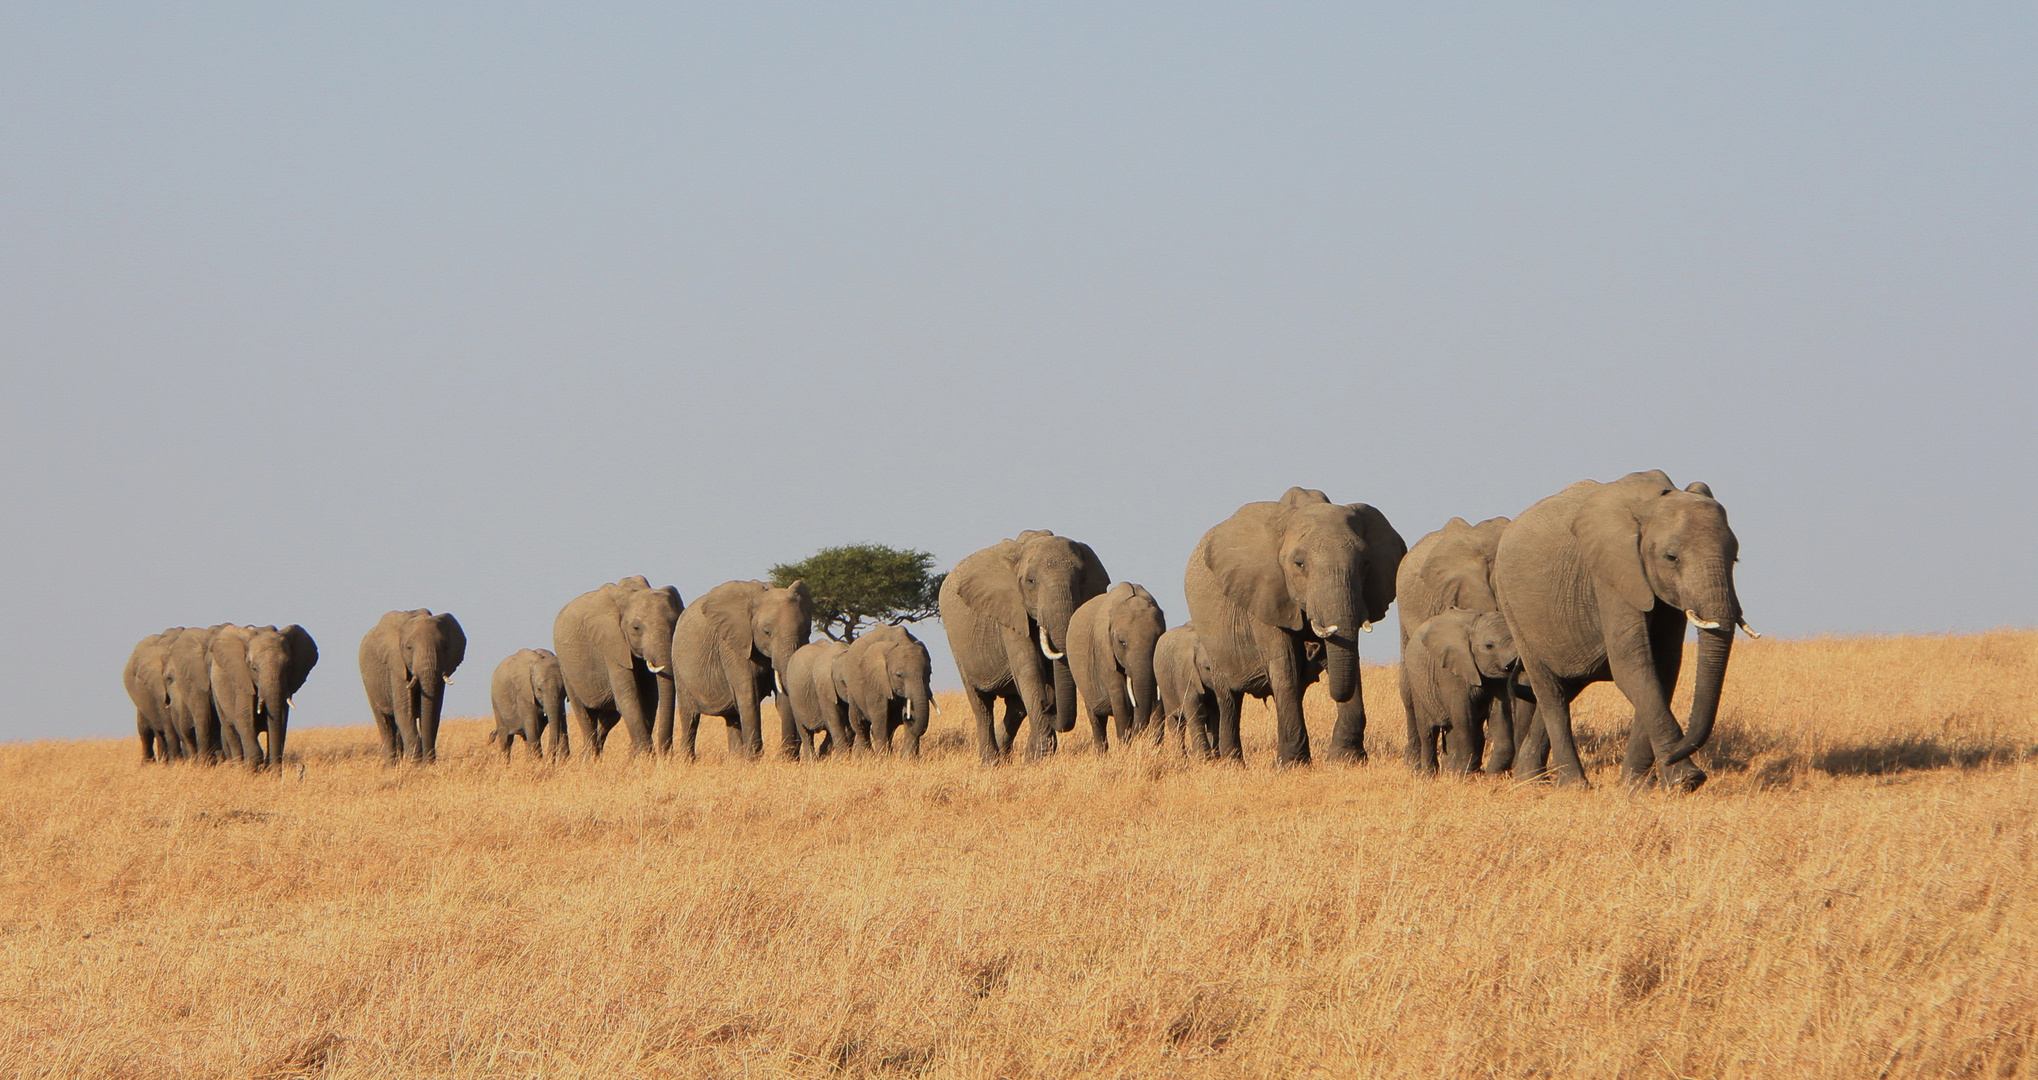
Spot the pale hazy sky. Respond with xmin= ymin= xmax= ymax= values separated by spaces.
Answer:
xmin=2 ymin=4 xmax=2032 ymax=744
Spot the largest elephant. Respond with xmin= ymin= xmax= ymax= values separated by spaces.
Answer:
xmin=1185 ymin=488 xmax=1405 ymax=765
xmin=670 ymin=579 xmax=812 ymax=760
xmin=212 ymin=623 xmax=320 ymax=769
xmin=554 ymin=576 xmax=684 ymax=757
xmin=1493 ymin=470 xmax=1748 ymax=791
xmin=939 ymin=530 xmax=1109 ymax=762
xmin=124 ymin=629 xmax=184 ymax=762
xmin=1396 ymin=516 xmax=1518 ymax=773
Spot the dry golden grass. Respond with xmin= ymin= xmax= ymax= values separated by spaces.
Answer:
xmin=4 ymin=631 xmax=2035 ymax=1079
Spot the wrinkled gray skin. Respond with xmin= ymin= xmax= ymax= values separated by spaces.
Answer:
xmin=1154 ymin=623 xmax=1220 ymax=757
xmin=837 ymin=624 xmax=936 ymax=758
xmin=1396 ymin=516 xmax=1525 ymax=773
xmin=939 ymin=530 xmax=1110 ymax=763
xmin=784 ymin=639 xmax=852 ymax=760
xmin=1066 ymin=582 xmax=1166 ymax=752
xmin=1495 ymin=471 xmax=1745 ymax=791
xmin=670 ymin=580 xmax=813 ymax=761
xmin=212 ymin=623 xmax=320 ymax=769
xmin=359 ymin=610 xmax=466 ymax=764
xmin=1402 ymin=609 xmax=1518 ymax=774
xmin=1185 ymin=488 xmax=1405 ymax=765
xmin=490 ymin=648 xmax=567 ymax=762
xmin=553 ymin=576 xmax=683 ymax=757
xmin=125 ymin=629 xmax=185 ymax=762
xmin=164 ymin=625 xmax=225 ymax=761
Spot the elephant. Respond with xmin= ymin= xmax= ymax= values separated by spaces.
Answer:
xmin=359 ymin=610 xmax=466 ymax=764
xmin=163 ymin=625 xmax=225 ymax=761
xmin=1065 ymin=582 xmax=1166 ymax=751
xmin=1154 ymin=623 xmax=1219 ymax=757
xmin=1184 ymin=487 xmax=1405 ymax=765
xmin=939 ymin=530 xmax=1110 ymax=763
xmin=489 ymin=648 xmax=567 ymax=761
xmin=836 ymin=624 xmax=936 ymax=757
xmin=211 ymin=623 xmax=320 ymax=769
xmin=1396 ymin=516 xmax=1525 ymax=773
xmin=1401 ymin=609 xmax=1519 ymax=774
xmin=784 ymin=638 xmax=853 ymax=759
xmin=670 ymin=579 xmax=813 ymax=761
xmin=124 ymin=629 xmax=185 ymax=762
xmin=1493 ymin=470 xmax=1748 ymax=791
xmin=554 ymin=576 xmax=683 ymax=757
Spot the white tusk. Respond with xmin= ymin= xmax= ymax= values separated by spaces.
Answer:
xmin=441 ymin=674 xmax=453 ymax=685
xmin=1685 ymin=610 xmax=1722 ymax=630
xmin=1310 ymin=622 xmax=1339 ymax=639
xmin=647 ymin=664 xmax=667 ymax=674
xmin=1039 ymin=627 xmax=1064 ymax=661
xmin=1362 ymin=622 xmax=1374 ymax=634
xmin=932 ymin=697 xmax=942 ymax=715
xmin=286 ymin=697 xmax=294 ymax=708
xmin=1738 ymin=619 xmax=1763 ymax=639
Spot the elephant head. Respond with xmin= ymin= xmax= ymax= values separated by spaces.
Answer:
xmin=600 ymin=576 xmax=682 ymax=675
xmin=1576 ymin=471 xmax=1743 ymax=763
xmin=241 ymin=624 xmax=317 ymax=765
xmin=1203 ymin=487 xmax=1405 ymax=703
xmin=392 ymin=611 xmax=465 ymax=713
xmin=842 ymin=624 xmax=934 ymax=742
xmin=1431 ymin=610 xmax=1518 ymax=688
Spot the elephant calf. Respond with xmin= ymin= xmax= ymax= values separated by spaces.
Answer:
xmin=784 ymin=639 xmax=853 ymax=759
xmin=1066 ymin=582 xmax=1166 ymax=752
xmin=1401 ymin=609 xmax=1519 ymax=775
xmin=838 ymin=625 xmax=936 ymax=757
xmin=125 ymin=629 xmax=186 ymax=762
xmin=490 ymin=649 xmax=567 ymax=761
xmin=1154 ymin=623 xmax=1219 ymax=757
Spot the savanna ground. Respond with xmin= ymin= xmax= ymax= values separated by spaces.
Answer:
xmin=3 ymin=632 xmax=2035 ymax=1079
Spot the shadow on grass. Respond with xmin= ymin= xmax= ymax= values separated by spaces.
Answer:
xmin=1701 ymin=722 xmax=2031 ymax=784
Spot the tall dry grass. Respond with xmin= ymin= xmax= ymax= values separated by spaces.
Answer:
xmin=2 ymin=631 xmax=2034 ymax=1079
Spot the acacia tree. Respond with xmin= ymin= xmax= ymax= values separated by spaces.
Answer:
xmin=767 ymin=544 xmax=945 ymax=643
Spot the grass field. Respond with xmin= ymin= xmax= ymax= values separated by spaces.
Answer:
xmin=3 ymin=631 xmax=2034 ymax=1079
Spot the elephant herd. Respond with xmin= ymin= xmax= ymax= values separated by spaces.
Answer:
xmin=123 ymin=470 xmax=1749 ymax=790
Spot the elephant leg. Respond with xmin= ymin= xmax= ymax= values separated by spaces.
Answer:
xmin=1400 ymin=671 xmax=1424 ymax=772
xmin=562 ymin=698 xmax=596 ymax=759
xmin=391 ymin=677 xmax=423 ymax=763
xmin=1327 ymin=694 xmax=1367 ymax=764
xmin=874 ymin=704 xmax=896 ymax=754
xmin=612 ymin=669 xmax=655 ymax=756
xmin=1214 ymin=689 xmax=1245 ymax=763
xmin=677 ymin=706 xmax=702 ymax=761
xmin=1443 ymin=690 xmax=1483 ymax=774
xmin=1483 ymin=691 xmax=1516 ymax=775
xmin=823 ymin=702 xmax=853 ymax=760
xmin=1007 ymin=645 xmax=1057 ymax=761
xmin=372 ymin=710 xmax=402 ymax=763
xmin=1106 ymin=676 xmax=1136 ymax=751
xmin=1614 ymin=614 xmax=1703 ymax=791
xmin=1263 ymin=651 xmax=1313 ymax=767
xmin=138 ymin=719 xmax=157 ymax=763
xmin=995 ymin=688 xmax=1024 ymax=755
xmin=1518 ymin=667 xmax=1586 ymax=787
xmin=776 ymin=691 xmax=803 ymax=762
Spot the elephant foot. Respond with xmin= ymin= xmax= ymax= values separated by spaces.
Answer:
xmin=1663 ymin=765 xmax=1708 ymax=794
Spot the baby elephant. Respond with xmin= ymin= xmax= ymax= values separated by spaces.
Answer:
xmin=837 ymin=625 xmax=936 ymax=757
xmin=1154 ymin=623 xmax=1219 ymax=757
xmin=490 ymin=649 xmax=567 ymax=761
xmin=1402 ymin=609 xmax=1519 ymax=774
xmin=783 ymin=639 xmax=853 ymax=759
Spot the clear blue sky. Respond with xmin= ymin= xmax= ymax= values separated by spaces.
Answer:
xmin=3 ymin=4 xmax=2032 ymax=742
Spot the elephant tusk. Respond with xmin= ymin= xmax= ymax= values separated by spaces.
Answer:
xmin=1039 ymin=627 xmax=1064 ymax=661
xmin=1738 ymin=619 xmax=1763 ymax=639
xmin=932 ymin=697 xmax=942 ymax=715
xmin=1362 ymin=622 xmax=1375 ymax=634
xmin=647 ymin=664 xmax=667 ymax=674
xmin=1685 ymin=610 xmax=1722 ymax=630
xmin=441 ymin=674 xmax=454 ymax=685
xmin=1310 ymin=622 xmax=1340 ymax=639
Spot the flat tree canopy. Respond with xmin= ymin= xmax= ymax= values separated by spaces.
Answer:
xmin=767 ymin=543 xmax=945 ymax=643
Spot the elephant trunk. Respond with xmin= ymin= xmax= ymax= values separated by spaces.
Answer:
xmin=539 ymin=688 xmax=568 ymax=749
xmin=256 ymin=667 xmax=291 ymax=768
xmin=1308 ymin=576 xmax=1363 ymax=703
xmin=1663 ymin=625 xmax=1733 ymax=765
xmin=1127 ymin=652 xmax=1159 ymax=735
xmin=1036 ymin=600 xmax=1080 ymax=732
xmin=1323 ymin=637 xmax=1359 ymax=703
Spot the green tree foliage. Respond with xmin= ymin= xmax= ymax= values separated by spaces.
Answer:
xmin=767 ymin=544 xmax=946 ymax=643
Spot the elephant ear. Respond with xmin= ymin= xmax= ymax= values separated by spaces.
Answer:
xmin=433 ymin=613 xmax=467 ymax=675
xmin=701 ymin=582 xmax=767 ymax=654
xmin=1073 ymin=540 xmax=1111 ymax=602
xmin=1203 ymin=501 xmax=1304 ymax=631
xmin=1685 ymin=480 xmax=1714 ymax=499
xmin=1349 ymin=503 xmax=1407 ymax=627
xmin=952 ymin=543 xmax=1031 ymax=635
xmin=1575 ymin=482 xmax=1660 ymax=612
xmin=859 ymin=641 xmax=893 ymax=703
xmin=616 ymin=575 xmax=651 ymax=590
xmin=280 ymin=625 xmax=319 ymax=695
xmin=595 ymin=588 xmax=636 ymax=670
xmin=1424 ymin=617 xmax=1483 ymax=691
xmin=1280 ymin=487 xmax=1332 ymax=508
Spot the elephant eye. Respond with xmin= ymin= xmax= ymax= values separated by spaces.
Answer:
xmin=1664 ymin=552 xmax=1680 ymax=562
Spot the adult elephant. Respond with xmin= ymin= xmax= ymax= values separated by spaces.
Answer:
xmin=838 ymin=624 xmax=936 ymax=757
xmin=1185 ymin=488 xmax=1405 ymax=765
xmin=784 ymin=639 xmax=852 ymax=759
xmin=939 ymin=530 xmax=1110 ymax=762
xmin=554 ymin=576 xmax=683 ymax=758
xmin=211 ymin=624 xmax=320 ymax=769
xmin=1401 ymin=609 xmax=1518 ymax=775
xmin=1066 ymin=582 xmax=1166 ymax=751
xmin=359 ymin=610 xmax=465 ymax=764
xmin=164 ymin=624 xmax=226 ymax=762
xmin=671 ymin=580 xmax=812 ymax=761
xmin=489 ymin=648 xmax=567 ymax=762
xmin=124 ymin=629 xmax=184 ymax=761
xmin=1494 ymin=471 xmax=1749 ymax=791
xmin=1396 ymin=516 xmax=1519 ymax=773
